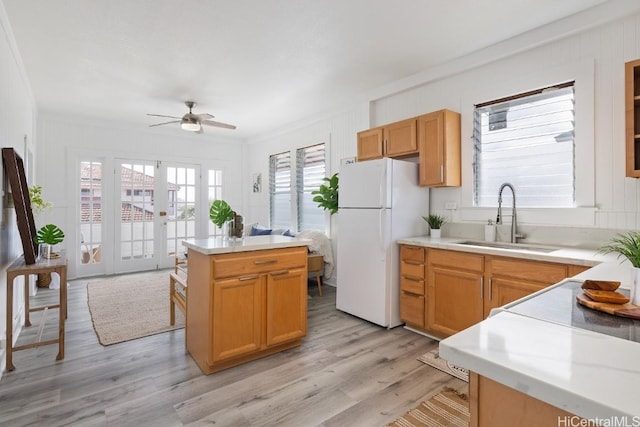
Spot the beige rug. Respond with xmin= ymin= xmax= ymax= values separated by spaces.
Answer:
xmin=386 ymin=388 xmax=470 ymax=427
xmin=87 ymin=270 xmax=184 ymax=346
xmin=418 ymin=349 xmax=469 ymax=382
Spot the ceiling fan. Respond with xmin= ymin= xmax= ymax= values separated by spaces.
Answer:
xmin=147 ymin=101 xmax=236 ymax=133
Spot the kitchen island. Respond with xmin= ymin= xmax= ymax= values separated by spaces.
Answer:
xmin=182 ymin=235 xmax=310 ymax=374
xmin=439 ymin=257 xmax=640 ymax=425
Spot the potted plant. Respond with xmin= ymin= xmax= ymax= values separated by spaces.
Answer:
xmin=423 ymin=214 xmax=446 ymax=238
xmin=35 ymin=223 xmax=65 ymax=259
xmin=209 ymin=200 xmax=242 ymax=239
xmin=28 ymin=185 xmax=53 ymax=215
xmin=598 ymin=231 xmax=640 ymax=304
xmin=311 ymin=173 xmax=339 ymax=215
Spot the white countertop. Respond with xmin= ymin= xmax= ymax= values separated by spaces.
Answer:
xmin=182 ymin=235 xmax=311 ymax=255
xmin=417 ymin=235 xmax=640 ymax=420
xmin=397 ymin=236 xmax=608 ymax=268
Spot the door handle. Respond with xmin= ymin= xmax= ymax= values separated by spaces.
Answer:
xmin=254 ymin=259 xmax=277 ymax=265
xmin=239 ymin=275 xmax=259 ymax=281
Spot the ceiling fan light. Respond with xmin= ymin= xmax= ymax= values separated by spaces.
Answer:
xmin=181 ymin=118 xmax=201 ymax=132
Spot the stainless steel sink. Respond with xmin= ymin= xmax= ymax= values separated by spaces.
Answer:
xmin=455 ymin=240 xmax=558 ymax=253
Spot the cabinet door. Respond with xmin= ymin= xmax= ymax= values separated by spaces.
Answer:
xmin=483 ymin=277 xmax=547 ymax=317
xmin=265 ymin=268 xmax=307 ymax=347
xmin=418 ymin=110 xmax=461 ymax=187
xmin=211 ymin=275 xmax=262 ymax=362
xmin=427 ymin=266 xmax=483 ymax=337
xmin=357 ymin=127 xmax=384 ymax=161
xmin=384 ymin=118 xmax=417 ymax=157
xmin=400 ymin=291 xmax=425 ymax=328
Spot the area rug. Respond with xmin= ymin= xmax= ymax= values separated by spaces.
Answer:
xmin=87 ymin=270 xmax=184 ymax=345
xmin=418 ymin=349 xmax=469 ymax=382
xmin=386 ymin=388 xmax=470 ymax=427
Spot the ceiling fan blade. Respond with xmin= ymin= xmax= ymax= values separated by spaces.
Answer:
xmin=202 ymin=119 xmax=236 ymax=130
xmin=149 ymin=120 xmax=180 ymax=127
xmin=195 ymin=113 xmax=214 ymax=120
xmin=147 ymin=113 xmax=181 ymax=119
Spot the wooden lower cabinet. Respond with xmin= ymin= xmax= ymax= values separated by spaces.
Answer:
xmin=399 ymin=245 xmax=595 ymax=338
xmin=399 ymin=245 xmax=426 ymax=329
xmin=470 ymin=373 xmax=582 ymax=427
xmin=427 ymin=249 xmax=484 ymax=337
xmin=187 ymin=246 xmax=308 ymax=374
xmin=483 ymin=257 xmax=570 ymax=317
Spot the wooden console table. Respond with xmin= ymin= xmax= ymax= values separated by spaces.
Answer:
xmin=5 ymin=254 xmax=67 ymax=371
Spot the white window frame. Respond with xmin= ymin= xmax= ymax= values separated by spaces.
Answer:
xmin=458 ymin=58 xmax=596 ymax=226
xmin=296 ymin=143 xmax=326 ymax=232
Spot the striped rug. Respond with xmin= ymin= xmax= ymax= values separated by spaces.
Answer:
xmin=386 ymin=388 xmax=470 ymax=427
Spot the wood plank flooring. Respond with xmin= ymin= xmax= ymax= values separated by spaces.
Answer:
xmin=0 ymin=276 xmax=466 ymax=426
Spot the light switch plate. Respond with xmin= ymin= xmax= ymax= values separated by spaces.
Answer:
xmin=445 ymin=202 xmax=457 ymax=210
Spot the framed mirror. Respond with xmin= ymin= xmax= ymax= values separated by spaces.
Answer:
xmin=2 ymin=147 xmax=38 ymax=264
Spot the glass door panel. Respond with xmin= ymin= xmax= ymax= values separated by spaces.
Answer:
xmin=166 ymin=165 xmax=198 ymax=257
xmin=116 ymin=161 xmax=158 ymax=273
xmin=78 ymin=161 xmax=103 ymax=275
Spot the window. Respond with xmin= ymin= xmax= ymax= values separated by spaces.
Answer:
xmin=269 ymin=151 xmax=291 ymax=229
xmin=79 ymin=161 xmax=103 ymax=265
xmin=296 ymin=144 xmax=326 ymax=231
xmin=207 ymin=169 xmax=224 ymax=237
xmin=473 ymin=82 xmax=575 ymax=208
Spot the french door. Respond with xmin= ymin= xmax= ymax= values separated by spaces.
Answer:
xmin=114 ymin=159 xmax=199 ymax=273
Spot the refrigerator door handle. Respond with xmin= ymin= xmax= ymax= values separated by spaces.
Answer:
xmin=379 ymin=209 xmax=385 ymax=253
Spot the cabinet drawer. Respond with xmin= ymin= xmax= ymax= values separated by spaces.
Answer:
xmin=401 ymin=245 xmax=425 ymax=263
xmin=401 ymin=261 xmax=424 ymax=279
xmin=429 ymin=249 xmax=484 ymax=273
xmin=489 ymin=257 xmax=567 ymax=284
xmin=400 ymin=291 xmax=425 ymax=328
xmin=212 ymin=248 xmax=307 ymax=279
xmin=401 ymin=276 xmax=425 ymax=295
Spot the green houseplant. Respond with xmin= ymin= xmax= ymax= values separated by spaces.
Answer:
xmin=28 ymin=185 xmax=53 ymax=215
xmin=423 ymin=214 xmax=446 ymax=230
xmin=209 ymin=200 xmax=234 ymax=228
xmin=35 ymin=223 xmax=65 ymax=259
xmin=209 ymin=199 xmax=243 ymax=238
xmin=423 ymin=214 xmax=446 ymax=238
xmin=598 ymin=231 xmax=640 ymax=267
xmin=598 ymin=231 xmax=640 ymax=305
xmin=311 ymin=173 xmax=339 ymax=215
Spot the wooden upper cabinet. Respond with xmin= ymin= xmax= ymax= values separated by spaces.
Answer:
xmin=357 ymin=118 xmax=418 ymax=161
xmin=625 ymin=59 xmax=640 ymax=178
xmin=383 ymin=118 xmax=418 ymax=157
xmin=357 ymin=127 xmax=384 ymax=161
xmin=418 ymin=109 xmax=461 ymax=187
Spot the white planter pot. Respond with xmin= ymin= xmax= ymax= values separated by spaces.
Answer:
xmin=631 ymin=267 xmax=640 ymax=306
xmin=431 ymin=229 xmax=442 ymax=239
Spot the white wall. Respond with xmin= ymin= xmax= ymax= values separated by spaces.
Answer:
xmin=244 ymin=8 xmax=640 ymax=281
xmin=0 ymin=2 xmax=37 ymax=374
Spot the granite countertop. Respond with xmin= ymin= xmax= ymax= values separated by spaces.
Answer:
xmin=427 ymin=235 xmax=640 ymax=420
xmin=183 ymin=235 xmax=311 ymax=255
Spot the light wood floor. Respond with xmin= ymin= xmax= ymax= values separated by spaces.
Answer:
xmin=0 ymin=276 xmax=466 ymax=426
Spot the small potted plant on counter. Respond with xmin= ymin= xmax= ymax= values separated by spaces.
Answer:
xmin=209 ymin=199 xmax=243 ymax=239
xmin=423 ymin=214 xmax=446 ymax=238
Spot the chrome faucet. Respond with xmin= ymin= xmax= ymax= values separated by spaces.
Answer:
xmin=496 ymin=183 xmax=523 ymax=243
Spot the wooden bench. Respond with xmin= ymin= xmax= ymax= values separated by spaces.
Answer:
xmin=170 ymin=255 xmax=187 ymax=325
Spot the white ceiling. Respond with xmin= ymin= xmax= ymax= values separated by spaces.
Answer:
xmin=1 ymin=0 xmax=630 ymax=139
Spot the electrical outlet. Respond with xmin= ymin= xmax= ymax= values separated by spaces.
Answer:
xmin=445 ymin=202 xmax=457 ymax=210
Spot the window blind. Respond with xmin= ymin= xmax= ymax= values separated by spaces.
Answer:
xmin=473 ymin=83 xmax=575 ymax=208
xmin=269 ymin=151 xmax=291 ymax=229
xmin=296 ymin=143 xmax=326 ymax=231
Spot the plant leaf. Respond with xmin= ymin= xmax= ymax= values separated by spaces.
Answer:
xmin=209 ymin=200 xmax=235 ymax=228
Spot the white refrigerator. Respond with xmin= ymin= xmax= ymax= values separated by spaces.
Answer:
xmin=337 ymin=158 xmax=430 ymax=328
